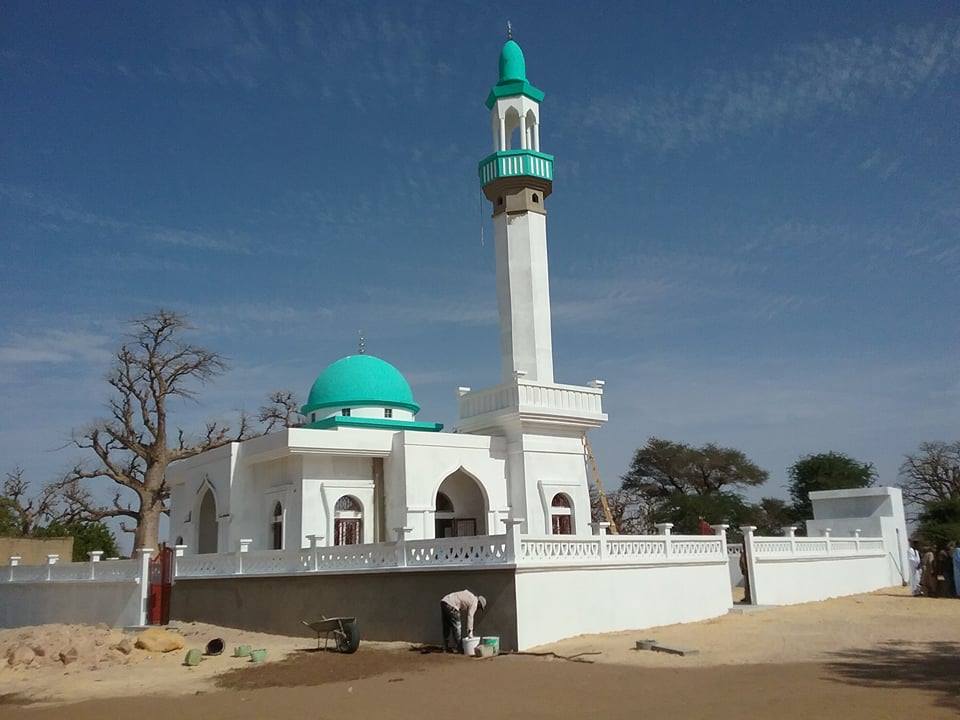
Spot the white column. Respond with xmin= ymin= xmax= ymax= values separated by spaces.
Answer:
xmin=711 ymin=524 xmax=729 ymax=559
xmin=173 ymin=545 xmax=187 ymax=580
xmin=499 ymin=116 xmax=507 ymax=151
xmin=305 ymin=534 xmax=322 ymax=572
xmin=821 ymin=528 xmax=832 ymax=555
xmin=137 ymin=548 xmax=153 ymax=626
xmin=854 ymin=528 xmax=862 ymax=552
xmin=393 ymin=527 xmax=413 ymax=568
xmin=493 ymin=210 xmax=555 ymax=383
xmin=589 ymin=522 xmax=610 ymax=560
xmin=782 ymin=526 xmax=798 ymax=555
xmin=520 ymin=115 xmax=528 ymax=149
xmin=9 ymin=555 xmax=21 ymax=581
xmin=533 ymin=121 xmax=540 ymax=151
xmin=237 ymin=538 xmax=252 ymax=575
xmin=740 ymin=526 xmax=758 ymax=606
xmin=45 ymin=554 xmax=59 ymax=581
xmin=503 ymin=518 xmax=525 ymax=564
xmin=88 ymin=550 xmax=103 ymax=580
xmin=655 ymin=523 xmax=673 ymax=559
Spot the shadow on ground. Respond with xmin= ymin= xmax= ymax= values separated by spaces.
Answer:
xmin=826 ymin=640 xmax=960 ymax=711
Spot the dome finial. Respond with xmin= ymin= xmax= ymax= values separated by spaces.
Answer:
xmin=357 ymin=330 xmax=366 ymax=355
xmin=506 ymin=20 xmax=512 ymax=40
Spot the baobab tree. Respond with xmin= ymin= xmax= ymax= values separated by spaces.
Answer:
xmin=60 ymin=310 xmax=291 ymax=550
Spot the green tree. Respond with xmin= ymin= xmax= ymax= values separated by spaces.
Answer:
xmin=619 ymin=438 xmax=769 ymax=532
xmin=622 ymin=437 xmax=768 ymax=499
xmin=746 ymin=497 xmax=799 ymax=535
xmin=915 ymin=497 xmax=960 ymax=548
xmin=788 ymin=452 xmax=876 ymax=520
xmin=35 ymin=521 xmax=119 ymax=561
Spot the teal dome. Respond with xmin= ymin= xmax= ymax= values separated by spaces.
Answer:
xmin=498 ymin=40 xmax=527 ymax=84
xmin=301 ymin=355 xmax=419 ymax=416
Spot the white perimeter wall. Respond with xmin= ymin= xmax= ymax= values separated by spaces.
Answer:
xmin=751 ymin=554 xmax=891 ymax=606
xmin=0 ymin=581 xmax=142 ymax=628
xmin=513 ymin=561 xmax=731 ymax=650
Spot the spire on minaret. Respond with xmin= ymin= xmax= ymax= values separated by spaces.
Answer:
xmin=506 ymin=20 xmax=512 ymax=40
xmin=357 ymin=330 xmax=366 ymax=355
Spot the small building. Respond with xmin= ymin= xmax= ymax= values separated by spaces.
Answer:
xmin=806 ymin=486 xmax=909 ymax=587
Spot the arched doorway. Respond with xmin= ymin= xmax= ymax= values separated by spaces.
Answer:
xmin=550 ymin=493 xmax=574 ymax=535
xmin=197 ymin=489 xmax=218 ymax=554
xmin=434 ymin=469 xmax=487 ymax=538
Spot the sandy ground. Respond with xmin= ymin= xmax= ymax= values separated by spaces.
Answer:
xmin=0 ymin=620 xmax=400 ymax=704
xmin=541 ymin=586 xmax=960 ymax=667
xmin=2 ymin=587 xmax=958 ymax=718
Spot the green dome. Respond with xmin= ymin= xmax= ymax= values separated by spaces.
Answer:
xmin=498 ymin=40 xmax=527 ymax=84
xmin=301 ymin=355 xmax=419 ymax=416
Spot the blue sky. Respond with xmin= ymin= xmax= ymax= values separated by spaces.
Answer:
xmin=1 ymin=2 xmax=958 ymax=544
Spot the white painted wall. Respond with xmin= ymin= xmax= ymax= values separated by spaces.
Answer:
xmin=513 ymin=562 xmax=731 ymax=650
xmin=807 ymin=487 xmax=909 ymax=587
xmin=494 ymin=209 xmax=554 ymax=384
xmin=0 ymin=581 xmax=142 ymax=628
xmin=749 ymin=553 xmax=892 ymax=606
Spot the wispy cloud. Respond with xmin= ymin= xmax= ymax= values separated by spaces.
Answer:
xmin=0 ymin=329 xmax=113 ymax=367
xmin=0 ymin=183 xmax=252 ymax=254
xmin=589 ymin=21 xmax=960 ymax=150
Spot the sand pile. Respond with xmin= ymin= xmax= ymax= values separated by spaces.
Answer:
xmin=1 ymin=624 xmax=185 ymax=672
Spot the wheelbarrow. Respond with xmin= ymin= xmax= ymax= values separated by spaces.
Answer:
xmin=301 ymin=616 xmax=361 ymax=654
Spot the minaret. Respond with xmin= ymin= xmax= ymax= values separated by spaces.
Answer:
xmin=458 ymin=34 xmax=606 ymax=536
xmin=478 ymin=35 xmax=555 ymax=384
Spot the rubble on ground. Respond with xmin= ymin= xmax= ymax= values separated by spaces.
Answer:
xmin=1 ymin=623 xmax=143 ymax=671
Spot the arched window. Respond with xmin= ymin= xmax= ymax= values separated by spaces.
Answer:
xmin=334 ymin=495 xmax=363 ymax=545
xmin=550 ymin=493 xmax=573 ymax=535
xmin=532 ymin=193 xmax=539 ymax=203
xmin=175 ymin=536 xmax=184 ymax=547
xmin=271 ymin=501 xmax=283 ymax=550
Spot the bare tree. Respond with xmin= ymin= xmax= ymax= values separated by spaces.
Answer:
xmin=62 ymin=310 xmax=251 ymax=550
xmin=257 ymin=390 xmax=302 ymax=433
xmin=2 ymin=467 xmax=62 ymax=536
xmin=899 ymin=440 xmax=960 ymax=510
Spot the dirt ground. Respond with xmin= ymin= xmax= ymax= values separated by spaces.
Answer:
xmin=2 ymin=587 xmax=958 ymax=719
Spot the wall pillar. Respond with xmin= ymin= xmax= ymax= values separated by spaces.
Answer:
xmin=393 ymin=527 xmax=413 ymax=568
xmin=740 ymin=526 xmax=759 ymax=606
xmin=503 ymin=518 xmax=524 ymax=563
xmin=136 ymin=548 xmax=154 ymax=626
xmin=655 ymin=523 xmax=674 ymax=559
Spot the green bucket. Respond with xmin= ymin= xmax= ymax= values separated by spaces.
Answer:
xmin=184 ymin=648 xmax=203 ymax=666
xmin=249 ymin=648 xmax=267 ymax=663
xmin=233 ymin=644 xmax=252 ymax=658
xmin=480 ymin=636 xmax=500 ymax=655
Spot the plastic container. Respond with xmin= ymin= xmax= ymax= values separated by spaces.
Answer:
xmin=461 ymin=636 xmax=481 ymax=656
xmin=249 ymin=648 xmax=267 ymax=663
xmin=480 ymin=636 xmax=500 ymax=655
xmin=233 ymin=644 xmax=252 ymax=657
xmin=183 ymin=648 xmax=202 ymax=666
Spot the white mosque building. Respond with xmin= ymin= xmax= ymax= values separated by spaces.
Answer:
xmin=167 ymin=37 xmax=608 ymax=555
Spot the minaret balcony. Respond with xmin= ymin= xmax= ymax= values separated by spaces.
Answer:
xmin=478 ymin=149 xmax=554 ymax=187
xmin=456 ymin=378 xmax=606 ymax=433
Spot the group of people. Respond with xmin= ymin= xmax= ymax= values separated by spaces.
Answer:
xmin=908 ymin=541 xmax=960 ymax=598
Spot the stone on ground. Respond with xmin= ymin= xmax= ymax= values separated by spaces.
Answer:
xmin=113 ymin=638 xmax=134 ymax=655
xmin=135 ymin=628 xmax=184 ymax=653
xmin=7 ymin=644 xmax=36 ymax=667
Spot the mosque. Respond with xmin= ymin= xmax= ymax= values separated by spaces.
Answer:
xmin=167 ymin=37 xmax=608 ymax=555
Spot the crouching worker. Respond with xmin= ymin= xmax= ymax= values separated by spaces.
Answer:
xmin=440 ymin=589 xmax=486 ymax=653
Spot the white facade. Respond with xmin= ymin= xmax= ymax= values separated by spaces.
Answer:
xmin=806 ymin=486 xmax=909 ymax=587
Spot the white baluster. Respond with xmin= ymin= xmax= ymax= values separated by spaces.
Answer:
xmin=305 ymin=535 xmax=322 ymax=572
xmin=503 ymin=518 xmax=525 ymax=564
xmin=393 ymin=527 xmax=412 ymax=568
xmin=237 ymin=538 xmax=252 ymax=575
xmin=655 ymin=523 xmax=673 ymax=559
xmin=46 ymin=554 xmax=59 ymax=581
xmin=88 ymin=550 xmax=103 ymax=580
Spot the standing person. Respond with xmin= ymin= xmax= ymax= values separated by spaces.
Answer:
xmin=937 ymin=545 xmax=955 ymax=598
xmin=440 ymin=589 xmax=486 ymax=653
xmin=697 ymin=516 xmax=713 ymax=535
xmin=739 ymin=546 xmax=751 ymax=604
xmin=907 ymin=543 xmax=922 ymax=596
xmin=920 ymin=547 xmax=937 ymax=597
xmin=953 ymin=543 xmax=960 ymax=598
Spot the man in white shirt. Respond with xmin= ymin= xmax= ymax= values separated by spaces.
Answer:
xmin=440 ymin=589 xmax=487 ymax=653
